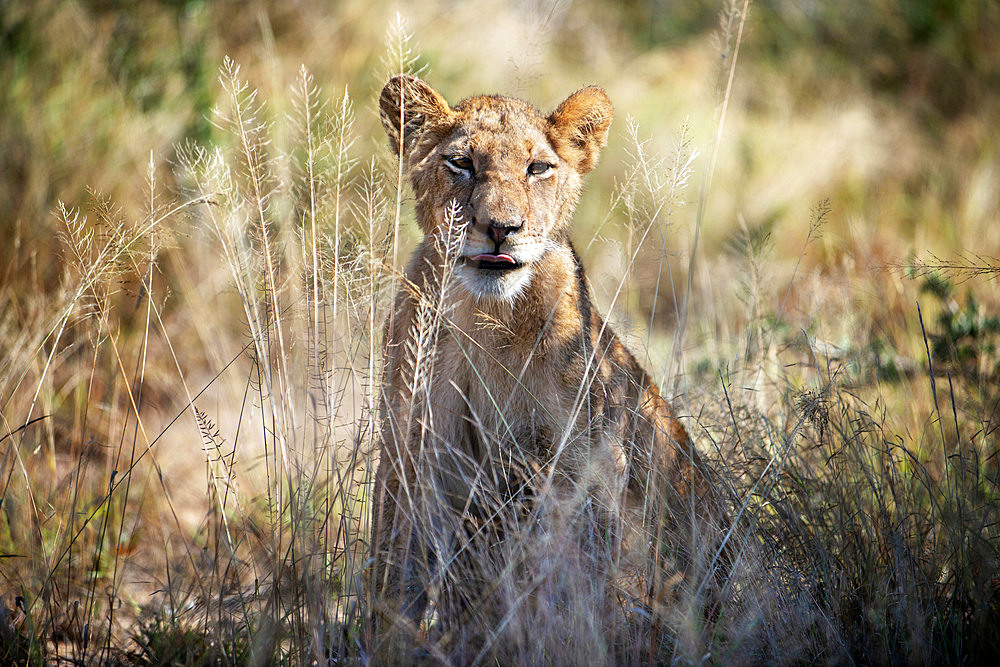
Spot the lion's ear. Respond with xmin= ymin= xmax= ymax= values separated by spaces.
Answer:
xmin=379 ymin=75 xmax=451 ymax=157
xmin=547 ymin=86 xmax=613 ymax=174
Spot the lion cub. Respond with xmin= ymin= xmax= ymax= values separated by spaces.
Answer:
xmin=371 ymin=75 xmax=712 ymax=654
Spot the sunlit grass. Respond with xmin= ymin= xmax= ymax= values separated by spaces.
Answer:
xmin=1 ymin=0 xmax=998 ymax=663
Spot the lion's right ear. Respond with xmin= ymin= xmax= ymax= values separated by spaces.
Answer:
xmin=379 ymin=75 xmax=451 ymax=157
xmin=547 ymin=86 xmax=613 ymax=174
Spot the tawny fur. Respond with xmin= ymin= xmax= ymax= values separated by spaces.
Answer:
xmin=370 ymin=75 xmax=712 ymax=657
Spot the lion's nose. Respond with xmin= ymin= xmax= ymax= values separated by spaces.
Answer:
xmin=488 ymin=221 xmax=523 ymax=245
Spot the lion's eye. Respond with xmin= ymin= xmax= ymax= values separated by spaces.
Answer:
xmin=527 ymin=161 xmax=553 ymax=177
xmin=445 ymin=156 xmax=474 ymax=174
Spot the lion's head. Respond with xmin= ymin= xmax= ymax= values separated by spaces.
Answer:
xmin=380 ymin=75 xmax=613 ymax=301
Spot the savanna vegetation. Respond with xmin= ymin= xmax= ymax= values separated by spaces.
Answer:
xmin=1 ymin=0 xmax=998 ymax=663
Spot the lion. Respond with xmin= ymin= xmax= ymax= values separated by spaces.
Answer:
xmin=370 ymin=74 xmax=717 ymax=661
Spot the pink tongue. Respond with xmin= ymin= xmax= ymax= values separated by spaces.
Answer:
xmin=473 ymin=253 xmax=516 ymax=264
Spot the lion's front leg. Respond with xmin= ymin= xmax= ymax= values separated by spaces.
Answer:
xmin=369 ymin=419 xmax=436 ymax=661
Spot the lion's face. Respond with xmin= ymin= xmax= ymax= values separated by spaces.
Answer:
xmin=419 ymin=98 xmax=569 ymax=300
xmin=380 ymin=77 xmax=613 ymax=301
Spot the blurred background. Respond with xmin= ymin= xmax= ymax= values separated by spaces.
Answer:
xmin=4 ymin=0 xmax=998 ymax=346
xmin=1 ymin=0 xmax=999 ymax=659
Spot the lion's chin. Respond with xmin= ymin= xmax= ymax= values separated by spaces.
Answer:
xmin=455 ymin=261 xmax=533 ymax=302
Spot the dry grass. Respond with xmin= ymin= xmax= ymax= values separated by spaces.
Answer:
xmin=1 ymin=0 xmax=998 ymax=664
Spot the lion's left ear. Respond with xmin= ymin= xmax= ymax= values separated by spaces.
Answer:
xmin=547 ymin=86 xmax=613 ymax=174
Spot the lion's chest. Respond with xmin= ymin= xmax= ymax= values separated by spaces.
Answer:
xmin=426 ymin=326 xmax=630 ymax=510
xmin=432 ymin=314 xmax=610 ymax=468
xmin=429 ymin=326 xmax=577 ymax=463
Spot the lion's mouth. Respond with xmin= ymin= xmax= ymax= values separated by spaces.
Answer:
xmin=471 ymin=253 xmax=520 ymax=271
